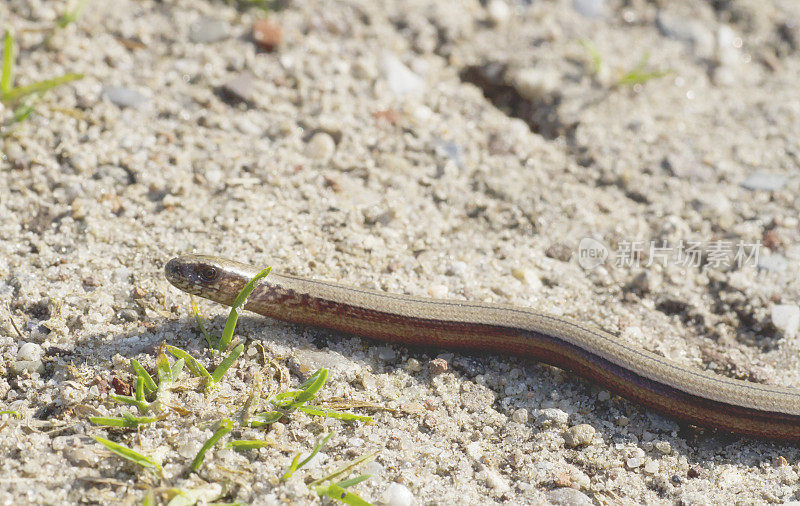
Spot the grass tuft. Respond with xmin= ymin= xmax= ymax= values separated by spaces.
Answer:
xmin=190 ymin=419 xmax=233 ymax=472
xmin=93 ymin=436 xmax=162 ymax=477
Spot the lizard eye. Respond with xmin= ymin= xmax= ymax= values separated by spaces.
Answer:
xmin=197 ymin=266 xmax=218 ymax=282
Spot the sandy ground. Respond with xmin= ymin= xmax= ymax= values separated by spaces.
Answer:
xmin=2 ymin=0 xmax=800 ymax=504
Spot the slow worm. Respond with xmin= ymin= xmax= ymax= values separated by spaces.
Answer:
xmin=165 ymin=255 xmax=800 ymax=441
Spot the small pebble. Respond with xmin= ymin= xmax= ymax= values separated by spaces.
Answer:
xmin=406 ymin=358 xmax=422 ymax=373
xmin=545 ymin=243 xmax=573 ymax=262
xmin=741 ymin=172 xmax=788 ymax=192
xmin=428 ymin=284 xmax=448 ymax=298
xmin=553 ymin=470 xmax=572 ymax=488
xmin=189 ymin=17 xmax=229 ymax=43
xmin=17 ymin=342 xmax=43 ymax=362
xmin=572 ymin=0 xmax=605 ymax=18
xmin=772 ymin=304 xmax=800 ymax=339
xmin=377 ymin=347 xmax=397 ymax=361
xmin=656 ymin=12 xmax=714 ymax=58
xmin=597 ymin=390 xmax=611 ymax=402
xmin=119 ymin=308 xmax=138 ymax=322
xmin=221 ymin=74 xmax=257 ymax=104
xmin=511 ymin=268 xmax=543 ymax=289
xmin=428 ymin=358 xmax=448 ymax=375
xmin=483 ymin=467 xmax=510 ymax=493
xmin=511 ymin=408 xmax=529 ymax=424
xmin=758 ymin=254 xmax=788 ymax=273
xmin=382 ymin=483 xmax=413 ymax=506
xmin=486 ymin=0 xmax=510 ymax=25
xmin=563 ymin=424 xmax=595 ymax=448
xmin=447 ymin=261 xmax=468 ymax=277
xmin=102 ymin=86 xmax=148 ymax=108
xmin=626 ymin=457 xmax=643 ymax=469
xmin=545 ymin=487 xmax=593 ymax=506
xmin=381 ymin=53 xmax=425 ymax=96
xmin=655 ymin=441 xmax=672 ymax=454
xmin=536 ymin=408 xmax=569 ymax=427
xmin=11 ymin=360 xmax=44 ymax=375
xmin=253 ymin=18 xmax=283 ymax=51
xmin=644 ymin=460 xmax=659 ymax=474
xmin=511 ymin=67 xmax=559 ymax=101
xmin=305 ymin=132 xmax=336 ymax=161
xmin=466 ymin=441 xmax=483 ymax=460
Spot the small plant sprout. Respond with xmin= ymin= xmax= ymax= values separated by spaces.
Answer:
xmin=579 ymin=40 xmax=670 ymax=88
xmin=93 ymin=436 xmax=163 ymax=478
xmin=166 ymin=345 xmax=213 ymax=383
xmin=578 ymin=39 xmax=603 ymax=76
xmin=91 ymin=263 xmax=377 ymax=501
xmin=283 ymin=432 xmax=378 ymax=505
xmin=218 ymin=266 xmax=272 ymax=351
xmin=250 ymin=368 xmax=373 ymax=425
xmin=1 ymin=30 xmax=83 ymax=126
xmin=282 ymin=431 xmax=334 ymax=481
xmin=56 ymin=0 xmax=89 ymax=30
xmin=190 ymin=419 xmax=234 ymax=472
xmin=616 ymin=52 xmax=671 ymax=87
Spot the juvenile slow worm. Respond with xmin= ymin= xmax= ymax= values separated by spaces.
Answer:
xmin=165 ymin=255 xmax=800 ymax=441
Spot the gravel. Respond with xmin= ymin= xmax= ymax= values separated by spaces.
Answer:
xmin=2 ymin=0 xmax=800 ymax=504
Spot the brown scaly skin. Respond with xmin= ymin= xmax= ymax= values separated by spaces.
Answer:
xmin=166 ymin=255 xmax=800 ymax=441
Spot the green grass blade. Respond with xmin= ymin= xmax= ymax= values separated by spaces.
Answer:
xmin=272 ymin=368 xmax=329 ymax=409
xmin=282 ymin=431 xmax=333 ymax=481
xmin=578 ymin=39 xmax=602 ymax=76
xmin=318 ymin=483 xmax=374 ymax=506
xmin=11 ymin=99 xmax=37 ymax=123
xmin=131 ymin=359 xmax=157 ymax=393
xmin=109 ymin=394 xmax=150 ymax=413
xmin=156 ymin=347 xmax=173 ymax=386
xmin=0 ymin=410 xmax=21 ymax=418
xmin=167 ymin=345 xmax=212 ymax=380
xmin=309 ymin=451 xmax=378 ymax=488
xmin=2 ymin=73 xmax=83 ymax=104
xmin=190 ymin=296 xmax=216 ymax=348
xmin=335 ymin=474 xmax=371 ymax=488
xmin=141 ymin=490 xmax=156 ymax=506
xmin=190 ymin=419 xmax=233 ymax=472
xmin=271 ymin=390 xmax=302 ymax=407
xmin=89 ymin=414 xmax=159 ymax=428
xmin=166 ymin=489 xmax=199 ymax=506
xmin=218 ymin=266 xmax=271 ymax=351
xmin=1 ymin=30 xmax=14 ymax=96
xmin=247 ymin=411 xmax=283 ymax=427
xmin=171 ymin=357 xmax=185 ymax=381
xmin=225 ymin=439 xmax=271 ymax=451
xmin=135 ymin=377 xmax=146 ymax=402
xmin=93 ymin=436 xmax=162 ymax=476
xmin=296 ymin=405 xmax=373 ymax=423
xmin=211 ymin=343 xmax=243 ymax=383
xmin=57 ymin=0 xmax=88 ymax=29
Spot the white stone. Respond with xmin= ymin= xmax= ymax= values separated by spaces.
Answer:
xmin=381 ymin=483 xmax=413 ymax=506
xmin=487 ymin=0 xmax=511 ymax=26
xmin=381 ymin=53 xmax=425 ymax=96
xmin=428 ymin=284 xmax=449 ymax=298
xmin=17 ymin=342 xmax=43 ymax=362
xmin=305 ymin=132 xmax=336 ymax=161
xmin=772 ymin=304 xmax=800 ymax=339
